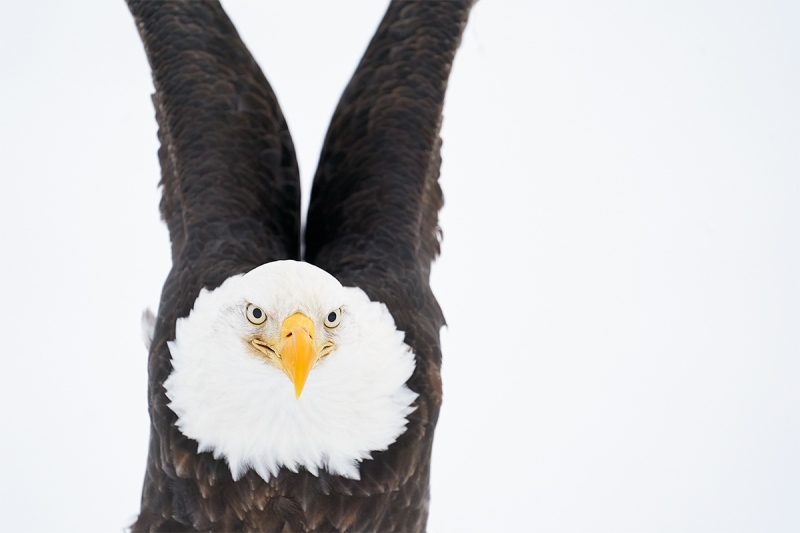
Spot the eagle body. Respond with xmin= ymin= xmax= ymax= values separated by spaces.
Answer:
xmin=126 ymin=1 xmax=472 ymax=531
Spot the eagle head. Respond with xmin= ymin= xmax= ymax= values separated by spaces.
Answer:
xmin=163 ymin=260 xmax=417 ymax=481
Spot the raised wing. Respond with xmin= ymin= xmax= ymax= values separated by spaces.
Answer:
xmin=126 ymin=0 xmax=300 ymax=528
xmin=303 ymin=0 xmax=473 ymax=527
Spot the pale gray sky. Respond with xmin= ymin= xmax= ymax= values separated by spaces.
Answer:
xmin=1 ymin=1 xmax=798 ymax=531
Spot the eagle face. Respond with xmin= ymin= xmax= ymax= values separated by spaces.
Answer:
xmin=164 ymin=260 xmax=418 ymax=481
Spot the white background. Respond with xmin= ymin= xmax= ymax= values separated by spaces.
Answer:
xmin=1 ymin=1 xmax=798 ymax=531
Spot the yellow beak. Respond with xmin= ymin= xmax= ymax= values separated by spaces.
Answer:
xmin=278 ymin=313 xmax=316 ymax=399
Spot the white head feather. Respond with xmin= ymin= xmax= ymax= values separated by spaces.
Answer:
xmin=164 ymin=260 xmax=417 ymax=481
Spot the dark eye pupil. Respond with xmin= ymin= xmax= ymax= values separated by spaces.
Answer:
xmin=252 ymin=308 xmax=262 ymax=319
xmin=328 ymin=311 xmax=337 ymax=322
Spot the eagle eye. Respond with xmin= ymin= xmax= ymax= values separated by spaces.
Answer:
xmin=246 ymin=303 xmax=267 ymax=325
xmin=324 ymin=308 xmax=342 ymax=329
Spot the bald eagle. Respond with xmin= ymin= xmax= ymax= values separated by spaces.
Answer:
xmin=126 ymin=0 xmax=472 ymax=531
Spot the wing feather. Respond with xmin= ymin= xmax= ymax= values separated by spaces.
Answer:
xmin=302 ymin=1 xmax=473 ymax=529
xmin=127 ymin=1 xmax=299 ymax=529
